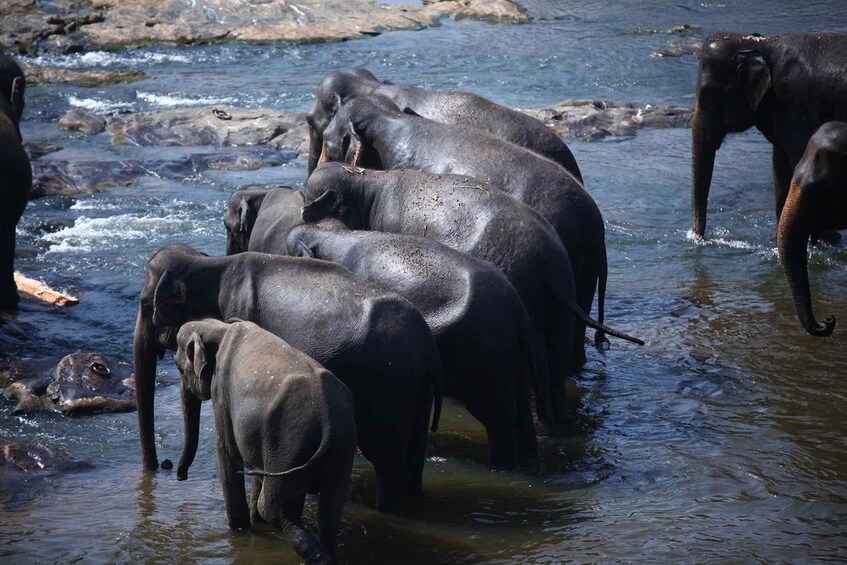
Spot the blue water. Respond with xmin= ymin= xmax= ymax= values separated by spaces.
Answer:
xmin=2 ymin=1 xmax=847 ymax=562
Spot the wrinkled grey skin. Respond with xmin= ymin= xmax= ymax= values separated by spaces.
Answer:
xmin=286 ymin=223 xmax=537 ymax=468
xmin=320 ymin=95 xmax=606 ymax=369
xmin=0 ymin=53 xmax=31 ymax=310
xmin=224 ymin=186 xmax=304 ymax=255
xmin=306 ymin=68 xmax=583 ymax=182
xmin=692 ymin=33 xmax=847 ymax=239
xmin=175 ymin=320 xmax=356 ymax=565
xmin=1 ymin=353 xmax=134 ymax=414
xmin=133 ymin=245 xmax=441 ymax=512
xmin=777 ymin=122 xmax=847 ymax=337
xmin=302 ymin=164 xmax=643 ymax=433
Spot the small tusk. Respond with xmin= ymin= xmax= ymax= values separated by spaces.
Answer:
xmin=318 ymin=141 xmax=329 ymax=164
xmin=352 ymin=143 xmax=362 ymax=167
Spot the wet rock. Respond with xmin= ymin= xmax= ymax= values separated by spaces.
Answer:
xmin=0 ymin=441 xmax=92 ymax=474
xmin=23 ymin=141 xmax=62 ymax=161
xmin=106 ymin=106 xmax=305 ymax=147
xmin=520 ymin=99 xmax=692 ymax=141
xmin=26 ymin=64 xmax=146 ymax=86
xmin=652 ymin=38 xmax=704 ymax=58
xmin=58 ymin=108 xmax=107 ymax=135
xmin=29 ymin=146 xmax=292 ymax=197
xmin=0 ymin=352 xmax=135 ymax=414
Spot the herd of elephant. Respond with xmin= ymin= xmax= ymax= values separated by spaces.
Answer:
xmin=2 ymin=31 xmax=847 ymax=563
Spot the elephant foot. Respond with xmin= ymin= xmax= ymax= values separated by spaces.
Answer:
xmin=811 ymin=230 xmax=842 ymax=246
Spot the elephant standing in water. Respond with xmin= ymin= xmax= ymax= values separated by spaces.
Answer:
xmin=287 ymin=223 xmax=538 ymax=468
xmin=301 ymin=163 xmax=643 ymax=433
xmin=0 ymin=53 xmax=30 ymax=310
xmin=306 ymin=68 xmax=583 ymax=182
xmin=778 ymin=122 xmax=847 ymax=337
xmin=691 ymin=33 xmax=847 ymax=239
xmin=223 ymin=186 xmax=304 ymax=254
xmin=133 ymin=245 xmax=441 ymax=511
xmin=175 ymin=320 xmax=356 ymax=564
xmin=319 ymin=95 xmax=607 ymax=368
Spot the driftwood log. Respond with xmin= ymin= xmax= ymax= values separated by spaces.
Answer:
xmin=14 ymin=272 xmax=78 ymax=306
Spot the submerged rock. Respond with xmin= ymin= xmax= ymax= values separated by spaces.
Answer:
xmin=0 ymin=441 xmax=92 ymax=477
xmin=0 ymin=352 xmax=135 ymax=414
xmin=25 ymin=64 xmax=146 ymax=86
xmin=520 ymin=99 xmax=692 ymax=141
xmin=652 ymin=38 xmax=704 ymax=58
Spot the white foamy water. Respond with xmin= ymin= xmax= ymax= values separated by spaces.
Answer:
xmin=67 ymin=95 xmax=134 ymax=113
xmin=28 ymin=50 xmax=192 ymax=69
xmin=136 ymin=91 xmax=237 ymax=108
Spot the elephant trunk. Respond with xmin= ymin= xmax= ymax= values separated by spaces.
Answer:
xmin=691 ymin=106 xmax=723 ymax=239
xmin=133 ymin=307 xmax=161 ymax=471
xmin=177 ymin=380 xmax=202 ymax=480
xmin=307 ymin=128 xmax=322 ymax=177
xmin=777 ymin=181 xmax=836 ymax=336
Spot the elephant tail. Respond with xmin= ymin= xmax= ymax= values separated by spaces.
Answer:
xmin=239 ymin=431 xmax=334 ymax=478
xmin=593 ymin=239 xmax=610 ymax=351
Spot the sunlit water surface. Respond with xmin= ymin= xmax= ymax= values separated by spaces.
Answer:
xmin=2 ymin=1 xmax=847 ymax=562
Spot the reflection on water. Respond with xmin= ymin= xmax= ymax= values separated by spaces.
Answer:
xmin=2 ymin=0 xmax=847 ymax=562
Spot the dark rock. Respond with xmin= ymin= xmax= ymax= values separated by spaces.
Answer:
xmin=0 ymin=441 xmax=92 ymax=474
xmin=23 ymin=141 xmax=62 ymax=161
xmin=0 ymin=352 xmax=135 ymax=414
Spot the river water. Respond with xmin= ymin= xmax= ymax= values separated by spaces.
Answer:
xmin=2 ymin=1 xmax=847 ymax=562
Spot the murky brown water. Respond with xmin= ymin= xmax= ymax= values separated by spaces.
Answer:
xmin=2 ymin=1 xmax=847 ymax=562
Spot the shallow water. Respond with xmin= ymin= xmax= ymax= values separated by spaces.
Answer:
xmin=2 ymin=1 xmax=847 ymax=562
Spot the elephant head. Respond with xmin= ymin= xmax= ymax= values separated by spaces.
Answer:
xmin=174 ymin=319 xmax=228 ymax=480
xmin=302 ymin=163 xmax=380 ymax=229
xmin=777 ymin=122 xmax=847 ymax=336
xmin=318 ymin=96 xmax=400 ymax=170
xmin=306 ymin=68 xmax=381 ymax=175
xmin=0 ymin=53 xmax=25 ymax=131
xmin=691 ymin=34 xmax=774 ymax=237
xmin=133 ymin=245 xmax=220 ymax=470
xmin=224 ymin=188 xmax=268 ymax=255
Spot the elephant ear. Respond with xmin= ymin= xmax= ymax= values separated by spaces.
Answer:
xmin=187 ymin=331 xmax=213 ymax=400
xmin=736 ymin=49 xmax=771 ymax=112
xmin=10 ymin=76 xmax=24 ymax=122
xmin=402 ymin=107 xmax=422 ymax=118
xmin=302 ymin=190 xmax=341 ymax=223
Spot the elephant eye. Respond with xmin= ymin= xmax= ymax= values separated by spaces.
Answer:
xmin=90 ymin=362 xmax=111 ymax=376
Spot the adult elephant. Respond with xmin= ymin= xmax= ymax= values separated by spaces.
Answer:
xmin=224 ymin=186 xmax=304 ymax=255
xmin=301 ymin=163 xmax=643 ymax=432
xmin=0 ymin=54 xmax=30 ymax=310
xmin=306 ymin=68 xmax=582 ymax=182
xmin=133 ymin=245 xmax=442 ymax=512
xmin=287 ymin=223 xmax=537 ymax=468
xmin=319 ymin=95 xmax=607 ymax=367
xmin=691 ymin=33 xmax=847 ymax=239
xmin=778 ymin=122 xmax=847 ymax=337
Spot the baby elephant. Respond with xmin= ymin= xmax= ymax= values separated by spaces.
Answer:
xmin=175 ymin=319 xmax=357 ymax=565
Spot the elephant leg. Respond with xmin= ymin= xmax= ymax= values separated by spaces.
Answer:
xmin=262 ymin=475 xmax=330 ymax=564
xmin=214 ymin=405 xmax=250 ymax=530
xmin=0 ymin=222 xmax=19 ymax=310
xmin=317 ymin=453 xmax=354 ymax=560
xmin=514 ymin=364 xmax=539 ymax=462
xmin=531 ymin=327 xmax=560 ymax=437
xmin=249 ymin=475 xmax=264 ymax=523
xmin=405 ymin=377 xmax=433 ymax=497
xmin=547 ymin=317 xmax=576 ymax=428
xmin=458 ymin=376 xmax=517 ymax=469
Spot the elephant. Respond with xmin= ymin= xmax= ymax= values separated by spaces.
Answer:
xmin=319 ymin=94 xmax=607 ymax=368
xmin=286 ymin=223 xmax=537 ymax=468
xmin=301 ymin=163 xmax=643 ymax=433
xmin=306 ymin=68 xmax=582 ymax=182
xmin=224 ymin=185 xmax=304 ymax=255
xmin=0 ymin=54 xmax=30 ymax=310
xmin=133 ymin=245 xmax=442 ymax=511
xmin=175 ymin=319 xmax=356 ymax=564
xmin=691 ymin=33 xmax=847 ymax=239
xmin=777 ymin=122 xmax=847 ymax=337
